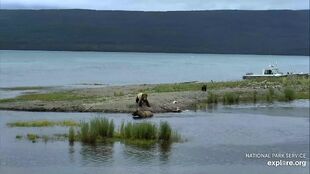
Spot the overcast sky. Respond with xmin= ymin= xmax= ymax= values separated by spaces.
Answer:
xmin=1 ymin=0 xmax=309 ymax=11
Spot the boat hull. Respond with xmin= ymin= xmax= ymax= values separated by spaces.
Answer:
xmin=243 ymin=74 xmax=309 ymax=80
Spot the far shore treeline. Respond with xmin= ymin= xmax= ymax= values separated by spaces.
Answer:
xmin=0 ymin=9 xmax=309 ymax=56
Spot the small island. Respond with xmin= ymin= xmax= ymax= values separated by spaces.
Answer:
xmin=0 ymin=77 xmax=308 ymax=113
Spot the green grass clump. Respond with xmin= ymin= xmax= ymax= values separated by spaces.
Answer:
xmin=108 ymin=120 xmax=114 ymax=138
xmin=207 ymin=92 xmax=218 ymax=104
xmin=80 ymin=121 xmax=90 ymax=143
xmin=265 ymin=88 xmax=275 ymax=103
xmin=79 ymin=117 xmax=115 ymax=144
xmin=68 ymin=127 xmax=75 ymax=143
xmin=78 ymin=118 xmax=181 ymax=145
xmin=27 ymin=133 xmax=39 ymax=142
xmin=120 ymin=122 xmax=158 ymax=140
xmin=283 ymin=87 xmax=295 ymax=101
xmin=97 ymin=117 xmax=109 ymax=137
xmin=15 ymin=135 xmax=22 ymax=139
xmin=223 ymin=92 xmax=239 ymax=105
xmin=253 ymin=91 xmax=258 ymax=103
xmin=159 ymin=121 xmax=171 ymax=141
xmin=7 ymin=120 xmax=79 ymax=127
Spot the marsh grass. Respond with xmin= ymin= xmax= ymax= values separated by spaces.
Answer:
xmin=223 ymin=92 xmax=239 ymax=105
xmin=7 ymin=120 xmax=79 ymax=127
xmin=15 ymin=135 xmax=22 ymax=139
xmin=207 ymin=92 xmax=218 ymax=104
xmin=27 ymin=133 xmax=39 ymax=142
xmin=265 ymin=88 xmax=275 ymax=103
xmin=120 ymin=122 xmax=158 ymax=140
xmin=78 ymin=118 xmax=180 ymax=145
xmin=79 ymin=117 xmax=115 ymax=144
xmin=80 ymin=121 xmax=90 ymax=143
xmin=159 ymin=121 xmax=171 ymax=141
xmin=68 ymin=127 xmax=75 ymax=143
xmin=283 ymin=87 xmax=295 ymax=101
xmin=253 ymin=91 xmax=257 ymax=103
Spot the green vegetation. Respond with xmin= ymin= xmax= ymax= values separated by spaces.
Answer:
xmin=15 ymin=135 xmax=22 ymax=139
xmin=119 ymin=122 xmax=158 ymax=140
xmin=7 ymin=120 xmax=79 ymax=127
xmin=283 ymin=87 xmax=295 ymax=101
xmin=265 ymin=88 xmax=275 ymax=103
xmin=68 ymin=127 xmax=75 ymax=143
xmin=27 ymin=133 xmax=39 ymax=142
xmin=151 ymin=82 xmax=202 ymax=93
xmin=253 ymin=91 xmax=257 ymax=103
xmin=79 ymin=118 xmax=115 ymax=144
xmin=16 ymin=133 xmax=69 ymax=142
xmin=0 ymin=90 xmax=96 ymax=103
xmin=76 ymin=118 xmax=181 ymax=145
xmin=159 ymin=121 xmax=171 ymax=141
xmin=207 ymin=92 xmax=218 ymax=104
xmin=223 ymin=92 xmax=239 ymax=105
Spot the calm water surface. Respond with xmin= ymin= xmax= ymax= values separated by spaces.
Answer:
xmin=0 ymin=50 xmax=309 ymax=173
xmin=0 ymin=50 xmax=309 ymax=87
xmin=0 ymin=101 xmax=309 ymax=174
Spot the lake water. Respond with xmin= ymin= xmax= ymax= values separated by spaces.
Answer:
xmin=0 ymin=50 xmax=309 ymax=173
xmin=0 ymin=100 xmax=309 ymax=174
xmin=0 ymin=50 xmax=309 ymax=87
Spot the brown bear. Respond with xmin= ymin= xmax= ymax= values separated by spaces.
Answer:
xmin=136 ymin=92 xmax=150 ymax=107
xmin=132 ymin=110 xmax=153 ymax=118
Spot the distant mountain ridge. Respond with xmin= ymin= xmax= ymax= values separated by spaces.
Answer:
xmin=0 ymin=9 xmax=309 ymax=55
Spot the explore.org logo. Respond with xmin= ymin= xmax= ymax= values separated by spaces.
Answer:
xmin=245 ymin=153 xmax=308 ymax=167
xmin=267 ymin=160 xmax=307 ymax=167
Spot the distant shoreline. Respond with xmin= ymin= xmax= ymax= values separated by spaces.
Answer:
xmin=1 ymin=49 xmax=309 ymax=57
xmin=1 ymin=10 xmax=309 ymax=56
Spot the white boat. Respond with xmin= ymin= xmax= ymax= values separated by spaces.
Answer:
xmin=242 ymin=65 xmax=308 ymax=79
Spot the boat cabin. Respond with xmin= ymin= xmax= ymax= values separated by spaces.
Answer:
xmin=262 ymin=65 xmax=283 ymax=75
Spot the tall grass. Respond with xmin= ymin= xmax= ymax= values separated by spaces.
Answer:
xmin=207 ymin=92 xmax=218 ymax=104
xmin=79 ymin=117 xmax=115 ymax=144
xmin=253 ymin=91 xmax=257 ymax=103
xmin=79 ymin=118 xmax=180 ymax=144
xmin=159 ymin=121 xmax=171 ymax=141
xmin=223 ymin=92 xmax=239 ymax=105
xmin=68 ymin=127 xmax=75 ymax=143
xmin=265 ymin=88 xmax=275 ymax=102
xmin=80 ymin=121 xmax=90 ymax=143
xmin=108 ymin=120 xmax=114 ymax=138
xmin=283 ymin=87 xmax=295 ymax=101
xmin=120 ymin=122 xmax=158 ymax=140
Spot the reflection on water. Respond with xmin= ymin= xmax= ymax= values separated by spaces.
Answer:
xmin=80 ymin=142 xmax=114 ymax=166
xmin=123 ymin=143 xmax=158 ymax=164
xmin=159 ymin=142 xmax=172 ymax=163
